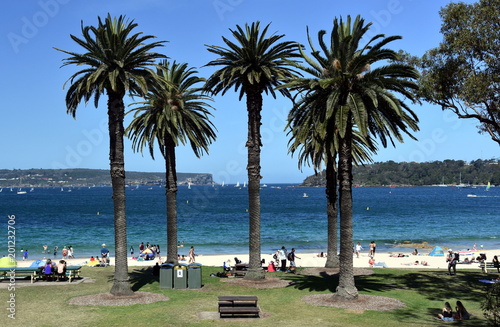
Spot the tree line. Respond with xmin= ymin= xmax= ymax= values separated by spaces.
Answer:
xmin=302 ymin=159 xmax=500 ymax=187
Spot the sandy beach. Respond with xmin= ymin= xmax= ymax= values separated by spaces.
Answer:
xmin=13 ymin=248 xmax=500 ymax=271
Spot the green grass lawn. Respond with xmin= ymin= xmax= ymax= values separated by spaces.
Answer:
xmin=1 ymin=266 xmax=495 ymax=326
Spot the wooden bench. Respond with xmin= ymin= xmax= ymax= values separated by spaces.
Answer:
xmin=218 ymin=296 xmax=260 ymax=318
xmin=479 ymin=262 xmax=499 ymax=273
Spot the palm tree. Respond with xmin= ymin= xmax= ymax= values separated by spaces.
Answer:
xmin=286 ymin=92 xmax=377 ymax=269
xmin=204 ymin=22 xmax=300 ymax=280
xmin=284 ymin=16 xmax=419 ymax=299
xmin=126 ymin=60 xmax=216 ymax=265
xmin=55 ymin=14 xmax=166 ymax=296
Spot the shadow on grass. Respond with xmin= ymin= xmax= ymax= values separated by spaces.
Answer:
xmin=106 ymin=267 xmax=158 ymax=292
xmin=282 ymin=269 xmax=491 ymax=303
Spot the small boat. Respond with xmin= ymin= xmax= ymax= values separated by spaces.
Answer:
xmin=17 ymin=188 xmax=27 ymax=195
xmin=302 ymin=193 xmax=309 ymax=198
xmin=467 ymin=194 xmax=477 ymax=198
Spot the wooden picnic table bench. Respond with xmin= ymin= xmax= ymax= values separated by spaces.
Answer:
xmin=0 ymin=266 xmax=81 ymax=283
xmin=218 ymin=296 xmax=260 ymax=318
xmin=232 ymin=264 xmax=249 ymax=277
xmin=479 ymin=262 xmax=499 ymax=273
xmin=0 ymin=267 xmax=40 ymax=283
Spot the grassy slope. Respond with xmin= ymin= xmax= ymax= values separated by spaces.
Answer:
xmin=1 ymin=266 xmax=494 ymax=327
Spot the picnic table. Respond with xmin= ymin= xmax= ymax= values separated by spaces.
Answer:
xmin=0 ymin=266 xmax=81 ymax=283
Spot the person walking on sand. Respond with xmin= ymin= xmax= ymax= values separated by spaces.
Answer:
xmin=288 ymin=248 xmax=300 ymax=273
xmin=188 ymin=246 xmax=196 ymax=263
xmin=369 ymin=241 xmax=376 ymax=257
xmin=447 ymin=249 xmax=458 ymax=275
xmin=355 ymin=242 xmax=363 ymax=258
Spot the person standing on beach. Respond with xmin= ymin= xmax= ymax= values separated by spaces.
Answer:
xmin=23 ymin=249 xmax=28 ymax=261
xmin=288 ymin=248 xmax=300 ymax=272
xmin=447 ymin=249 xmax=458 ymax=275
xmin=355 ymin=242 xmax=363 ymax=258
xmin=130 ymin=246 xmax=134 ymax=257
xmin=101 ymin=244 xmax=110 ymax=258
xmin=188 ymin=246 xmax=196 ymax=263
xmin=53 ymin=246 xmax=58 ymax=258
xmin=278 ymin=246 xmax=288 ymax=272
xmin=139 ymin=242 xmax=144 ymax=252
xmin=369 ymin=241 xmax=376 ymax=257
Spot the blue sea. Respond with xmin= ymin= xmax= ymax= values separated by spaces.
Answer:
xmin=1 ymin=184 xmax=499 ymax=260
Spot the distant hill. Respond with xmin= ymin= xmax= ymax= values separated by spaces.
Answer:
xmin=301 ymin=159 xmax=500 ymax=187
xmin=0 ymin=168 xmax=213 ymax=187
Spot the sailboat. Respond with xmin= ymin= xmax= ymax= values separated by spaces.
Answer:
xmin=486 ymin=182 xmax=491 ymax=191
xmin=302 ymin=193 xmax=309 ymax=198
xmin=243 ymin=182 xmax=247 ymax=188
xmin=221 ymin=181 xmax=225 ymax=187
xmin=235 ymin=182 xmax=240 ymax=187
xmin=188 ymin=182 xmax=192 ymax=189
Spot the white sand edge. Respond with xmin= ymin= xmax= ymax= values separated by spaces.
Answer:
xmin=12 ymin=249 xmax=500 ymax=270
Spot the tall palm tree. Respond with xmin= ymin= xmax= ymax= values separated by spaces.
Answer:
xmin=55 ymin=14 xmax=166 ymax=296
xmin=284 ymin=16 xmax=419 ymax=299
xmin=286 ymin=91 xmax=377 ymax=269
xmin=126 ymin=60 xmax=217 ymax=265
xmin=204 ymin=22 xmax=300 ymax=280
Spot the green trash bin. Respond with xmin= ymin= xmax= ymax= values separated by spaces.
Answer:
xmin=159 ymin=263 xmax=174 ymax=289
xmin=173 ymin=263 xmax=188 ymax=289
xmin=188 ymin=263 xmax=202 ymax=289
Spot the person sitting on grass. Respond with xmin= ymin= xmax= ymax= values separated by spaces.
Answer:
xmin=437 ymin=302 xmax=454 ymax=321
xmin=454 ymin=301 xmax=470 ymax=320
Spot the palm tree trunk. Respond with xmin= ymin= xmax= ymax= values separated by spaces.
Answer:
xmin=335 ymin=117 xmax=358 ymax=300
xmin=325 ymin=155 xmax=339 ymax=268
xmin=244 ymin=88 xmax=265 ymax=280
xmin=107 ymin=92 xmax=133 ymax=296
xmin=164 ymin=137 xmax=179 ymax=265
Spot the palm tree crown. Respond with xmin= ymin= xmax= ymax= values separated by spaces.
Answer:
xmin=204 ymin=21 xmax=300 ymax=100
xmin=56 ymin=14 xmax=167 ymax=116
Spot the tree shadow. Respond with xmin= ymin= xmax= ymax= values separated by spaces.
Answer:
xmin=285 ymin=269 xmax=490 ymax=302
xmin=125 ymin=267 xmax=158 ymax=292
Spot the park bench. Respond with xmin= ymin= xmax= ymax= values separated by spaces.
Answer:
xmin=479 ymin=262 xmax=499 ymax=273
xmin=218 ymin=296 xmax=260 ymax=318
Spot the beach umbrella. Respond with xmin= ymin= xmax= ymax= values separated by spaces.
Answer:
xmin=0 ymin=256 xmax=16 ymax=268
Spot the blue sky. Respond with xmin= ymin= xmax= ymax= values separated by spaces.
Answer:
xmin=1 ymin=0 xmax=496 ymax=184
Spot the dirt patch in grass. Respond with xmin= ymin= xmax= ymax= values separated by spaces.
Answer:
xmin=303 ymin=293 xmax=406 ymax=312
xmin=68 ymin=291 xmax=169 ymax=306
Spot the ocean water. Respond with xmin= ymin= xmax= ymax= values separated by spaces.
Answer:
xmin=1 ymin=184 xmax=499 ymax=260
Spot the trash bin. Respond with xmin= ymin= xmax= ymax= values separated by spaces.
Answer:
xmin=159 ymin=263 xmax=174 ymax=289
xmin=173 ymin=263 xmax=188 ymax=289
xmin=188 ymin=263 xmax=202 ymax=289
